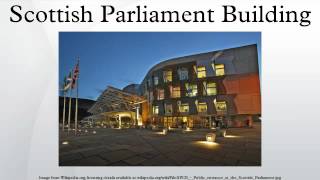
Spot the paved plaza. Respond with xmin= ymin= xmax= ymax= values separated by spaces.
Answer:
xmin=59 ymin=122 xmax=261 ymax=166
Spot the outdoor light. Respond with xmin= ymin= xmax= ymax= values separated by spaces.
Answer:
xmin=85 ymin=129 xmax=88 ymax=133
xmin=206 ymin=133 xmax=216 ymax=142
xmin=62 ymin=141 xmax=69 ymax=145
xmin=168 ymin=126 xmax=171 ymax=131
xmin=225 ymin=135 xmax=240 ymax=138
xmin=162 ymin=128 xmax=168 ymax=135
xmin=92 ymin=130 xmax=96 ymax=134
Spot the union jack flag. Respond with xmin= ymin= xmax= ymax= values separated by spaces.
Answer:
xmin=71 ymin=60 xmax=79 ymax=89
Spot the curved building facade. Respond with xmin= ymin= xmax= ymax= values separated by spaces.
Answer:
xmin=140 ymin=44 xmax=261 ymax=128
xmin=87 ymin=44 xmax=260 ymax=129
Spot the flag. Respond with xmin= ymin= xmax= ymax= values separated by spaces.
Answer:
xmin=71 ymin=61 xmax=79 ymax=89
xmin=64 ymin=71 xmax=73 ymax=91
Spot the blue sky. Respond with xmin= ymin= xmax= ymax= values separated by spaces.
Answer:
xmin=59 ymin=32 xmax=261 ymax=100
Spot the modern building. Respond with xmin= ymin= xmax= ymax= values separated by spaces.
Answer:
xmin=87 ymin=44 xmax=261 ymax=128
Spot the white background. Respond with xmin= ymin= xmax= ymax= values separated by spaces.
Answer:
xmin=0 ymin=0 xmax=319 ymax=179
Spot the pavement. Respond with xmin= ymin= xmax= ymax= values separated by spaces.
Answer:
xmin=59 ymin=122 xmax=261 ymax=166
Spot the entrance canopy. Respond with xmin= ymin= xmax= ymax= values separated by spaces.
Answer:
xmin=88 ymin=86 xmax=146 ymax=115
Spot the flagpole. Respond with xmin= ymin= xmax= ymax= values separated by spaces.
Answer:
xmin=67 ymin=79 xmax=73 ymax=135
xmin=74 ymin=58 xmax=79 ymax=135
xmin=62 ymin=90 xmax=66 ymax=132
xmin=74 ymin=80 xmax=78 ymax=135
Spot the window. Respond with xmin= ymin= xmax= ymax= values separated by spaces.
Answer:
xmin=153 ymin=106 xmax=159 ymax=115
xmin=163 ymin=70 xmax=172 ymax=83
xmin=197 ymin=66 xmax=206 ymax=78
xmin=157 ymin=89 xmax=164 ymax=100
xmin=215 ymin=64 xmax=225 ymax=76
xmin=178 ymin=68 xmax=188 ymax=80
xmin=183 ymin=116 xmax=188 ymax=123
xmin=165 ymin=104 xmax=173 ymax=114
xmin=153 ymin=76 xmax=159 ymax=85
xmin=164 ymin=117 xmax=173 ymax=128
xmin=185 ymin=83 xmax=198 ymax=97
xmin=197 ymin=102 xmax=207 ymax=112
xmin=206 ymin=82 xmax=217 ymax=96
xmin=179 ymin=103 xmax=189 ymax=113
xmin=171 ymin=86 xmax=181 ymax=98
xmin=215 ymin=101 xmax=227 ymax=112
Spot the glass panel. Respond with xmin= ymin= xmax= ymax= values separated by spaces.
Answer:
xmin=215 ymin=64 xmax=225 ymax=76
xmin=185 ymin=83 xmax=198 ymax=97
xmin=179 ymin=103 xmax=189 ymax=113
xmin=178 ymin=68 xmax=188 ymax=80
xmin=153 ymin=106 xmax=159 ymax=114
xmin=215 ymin=101 xmax=227 ymax=112
xmin=153 ymin=76 xmax=159 ymax=85
xmin=206 ymin=82 xmax=217 ymax=95
xmin=157 ymin=89 xmax=164 ymax=100
xmin=171 ymin=86 xmax=180 ymax=98
xmin=197 ymin=66 xmax=206 ymax=78
xmin=163 ymin=70 xmax=172 ymax=83
xmin=164 ymin=117 xmax=173 ymax=128
xmin=198 ymin=102 xmax=207 ymax=112
xmin=165 ymin=104 xmax=173 ymax=114
xmin=183 ymin=116 xmax=188 ymax=123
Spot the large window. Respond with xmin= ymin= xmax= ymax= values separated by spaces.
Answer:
xmin=171 ymin=86 xmax=181 ymax=98
xmin=153 ymin=106 xmax=159 ymax=115
xmin=215 ymin=64 xmax=225 ymax=76
xmin=165 ymin=104 xmax=173 ymax=114
xmin=197 ymin=102 xmax=207 ymax=112
xmin=153 ymin=76 xmax=159 ymax=85
xmin=164 ymin=117 xmax=173 ymax=128
xmin=205 ymin=82 xmax=217 ymax=96
xmin=197 ymin=66 xmax=206 ymax=78
xmin=215 ymin=101 xmax=227 ymax=112
xmin=179 ymin=103 xmax=189 ymax=113
xmin=185 ymin=83 xmax=198 ymax=97
xmin=178 ymin=67 xmax=188 ymax=80
xmin=163 ymin=70 xmax=172 ymax=83
xmin=157 ymin=89 xmax=164 ymax=100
